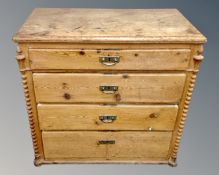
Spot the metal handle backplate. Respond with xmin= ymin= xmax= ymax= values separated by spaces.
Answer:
xmin=99 ymin=56 xmax=120 ymax=66
xmin=98 ymin=140 xmax=115 ymax=144
xmin=99 ymin=85 xmax=118 ymax=94
xmin=99 ymin=115 xmax=117 ymax=123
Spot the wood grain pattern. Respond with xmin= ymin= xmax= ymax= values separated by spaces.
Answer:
xmin=33 ymin=73 xmax=186 ymax=103
xmin=107 ymin=131 xmax=171 ymax=160
xmin=13 ymin=8 xmax=206 ymax=166
xmin=38 ymin=104 xmax=178 ymax=131
xmin=28 ymin=43 xmax=191 ymax=49
xmin=13 ymin=8 xmax=206 ymax=43
xmin=42 ymin=131 xmax=107 ymax=159
xmin=42 ymin=131 xmax=172 ymax=161
xmin=29 ymin=49 xmax=191 ymax=70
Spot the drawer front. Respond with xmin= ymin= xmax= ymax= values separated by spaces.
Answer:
xmin=33 ymin=73 xmax=186 ymax=103
xmin=29 ymin=49 xmax=191 ymax=70
xmin=107 ymin=131 xmax=171 ymax=160
xmin=42 ymin=131 xmax=107 ymax=159
xmin=38 ymin=104 xmax=178 ymax=131
xmin=42 ymin=131 xmax=172 ymax=160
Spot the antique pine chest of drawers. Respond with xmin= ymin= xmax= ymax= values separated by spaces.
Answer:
xmin=13 ymin=8 xmax=206 ymax=166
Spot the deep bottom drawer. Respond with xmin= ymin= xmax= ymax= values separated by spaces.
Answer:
xmin=42 ymin=131 xmax=172 ymax=161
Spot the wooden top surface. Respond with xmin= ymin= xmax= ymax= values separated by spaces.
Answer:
xmin=13 ymin=8 xmax=206 ymax=43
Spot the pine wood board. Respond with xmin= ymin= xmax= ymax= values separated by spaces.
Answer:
xmin=38 ymin=104 xmax=178 ymax=131
xmin=29 ymin=48 xmax=191 ymax=70
xmin=13 ymin=8 xmax=206 ymax=43
xmin=33 ymin=73 xmax=186 ymax=103
xmin=42 ymin=131 xmax=172 ymax=160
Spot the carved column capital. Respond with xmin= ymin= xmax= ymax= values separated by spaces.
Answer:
xmin=16 ymin=46 xmax=26 ymax=71
xmin=193 ymin=46 xmax=204 ymax=71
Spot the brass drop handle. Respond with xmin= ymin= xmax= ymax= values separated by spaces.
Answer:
xmin=99 ymin=56 xmax=120 ymax=66
xmin=99 ymin=85 xmax=118 ymax=94
xmin=99 ymin=115 xmax=117 ymax=123
xmin=98 ymin=140 xmax=115 ymax=144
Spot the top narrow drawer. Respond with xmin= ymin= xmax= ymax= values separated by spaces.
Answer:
xmin=29 ymin=49 xmax=191 ymax=70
